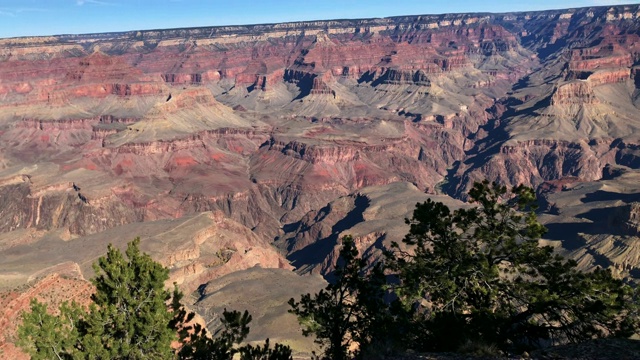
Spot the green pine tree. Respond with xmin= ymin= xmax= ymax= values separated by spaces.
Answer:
xmin=288 ymin=235 xmax=393 ymax=360
xmin=17 ymin=299 xmax=83 ymax=360
xmin=386 ymin=181 xmax=639 ymax=352
xmin=80 ymin=238 xmax=176 ymax=359
xmin=18 ymin=237 xmax=292 ymax=360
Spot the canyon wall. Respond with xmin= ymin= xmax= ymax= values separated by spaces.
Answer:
xmin=2 ymin=5 xmax=640 ymax=357
xmin=1 ymin=7 xmax=640 ymax=351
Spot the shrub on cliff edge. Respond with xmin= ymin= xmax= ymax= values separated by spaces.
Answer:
xmin=18 ymin=237 xmax=292 ymax=360
xmin=288 ymin=235 xmax=397 ymax=360
xmin=386 ymin=181 xmax=639 ymax=352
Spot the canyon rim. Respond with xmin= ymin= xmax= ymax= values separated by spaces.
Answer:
xmin=2 ymin=3 xmax=640 ymax=357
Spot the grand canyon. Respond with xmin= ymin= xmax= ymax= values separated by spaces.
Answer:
xmin=2 ymin=3 xmax=640 ymax=357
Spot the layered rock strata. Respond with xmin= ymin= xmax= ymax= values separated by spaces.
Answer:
xmin=1 ymin=4 xmax=640 ymax=355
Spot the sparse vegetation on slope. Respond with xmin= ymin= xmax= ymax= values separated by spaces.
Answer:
xmin=17 ymin=238 xmax=292 ymax=360
xmin=388 ymin=181 xmax=639 ymax=353
xmin=289 ymin=181 xmax=639 ymax=357
xmin=288 ymin=235 xmax=395 ymax=359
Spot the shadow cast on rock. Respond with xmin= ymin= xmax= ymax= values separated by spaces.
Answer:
xmin=287 ymin=195 xmax=370 ymax=277
xmin=580 ymin=190 xmax=640 ymax=204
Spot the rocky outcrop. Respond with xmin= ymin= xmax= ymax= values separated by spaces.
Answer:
xmin=112 ymin=135 xmax=206 ymax=154
xmin=569 ymin=52 xmax=632 ymax=72
xmin=586 ymin=69 xmax=630 ymax=86
xmin=0 ymin=180 xmax=144 ymax=236
xmin=283 ymin=68 xmax=335 ymax=96
xmin=1 ymin=4 xmax=640 ymax=355
xmin=91 ymin=126 xmax=122 ymax=140
xmin=620 ymin=202 xmax=640 ymax=236
xmin=98 ymin=115 xmax=139 ymax=124
xmin=236 ymin=69 xmax=286 ymax=91
xmin=615 ymin=139 xmax=640 ymax=168
xmin=268 ymin=138 xmax=395 ymax=164
xmin=446 ymin=135 xmax=620 ymax=198
xmin=0 ymin=265 xmax=92 ymax=359
xmin=161 ymin=73 xmax=202 ymax=84
xmin=153 ymin=211 xmax=294 ymax=294
xmin=18 ymin=117 xmax=98 ymax=131
xmin=551 ymin=82 xmax=598 ymax=105
xmin=372 ymin=68 xmax=432 ymax=86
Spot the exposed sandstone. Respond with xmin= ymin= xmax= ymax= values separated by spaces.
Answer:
xmin=0 ymin=265 xmax=92 ymax=359
xmin=1 ymin=4 xmax=640 ymax=353
xmin=585 ymin=68 xmax=630 ymax=86
xmin=192 ymin=267 xmax=327 ymax=357
xmin=551 ymin=82 xmax=598 ymax=105
xmin=0 ymin=4 xmax=636 ymax=243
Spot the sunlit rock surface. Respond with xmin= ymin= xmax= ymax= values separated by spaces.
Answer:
xmin=2 ymin=4 xmax=640 ymax=357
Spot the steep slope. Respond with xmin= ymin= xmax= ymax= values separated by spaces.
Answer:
xmin=0 ymin=9 xmax=542 ymax=243
xmin=192 ymin=267 xmax=327 ymax=356
xmin=2 ymin=4 xmax=640 ymax=354
xmin=279 ymin=182 xmax=465 ymax=276
xmin=445 ymin=5 xmax=640 ymax=196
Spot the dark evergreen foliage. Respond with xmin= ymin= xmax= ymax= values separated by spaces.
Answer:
xmin=288 ymin=235 xmax=395 ymax=359
xmin=386 ymin=181 xmax=639 ymax=352
xmin=16 ymin=182 xmax=640 ymax=358
xmin=17 ymin=300 xmax=84 ymax=360
xmin=83 ymin=238 xmax=176 ymax=359
xmin=18 ymin=238 xmax=292 ymax=360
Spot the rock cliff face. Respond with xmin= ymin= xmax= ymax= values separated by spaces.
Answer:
xmin=2 ymin=4 xmax=640 ymax=355
xmin=0 ymin=264 xmax=92 ymax=359
xmin=192 ymin=268 xmax=327 ymax=355
xmin=278 ymin=182 xmax=465 ymax=276
xmin=442 ymin=5 xmax=640 ymax=197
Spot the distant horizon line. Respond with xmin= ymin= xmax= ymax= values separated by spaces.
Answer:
xmin=2 ymin=2 xmax=638 ymax=40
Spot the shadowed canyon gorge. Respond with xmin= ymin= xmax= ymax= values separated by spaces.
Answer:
xmin=2 ymin=4 xmax=640 ymax=357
